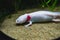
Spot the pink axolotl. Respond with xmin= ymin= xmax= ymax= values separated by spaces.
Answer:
xmin=16 ymin=11 xmax=60 ymax=27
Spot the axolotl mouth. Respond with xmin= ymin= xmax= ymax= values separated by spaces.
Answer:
xmin=16 ymin=23 xmax=20 ymax=26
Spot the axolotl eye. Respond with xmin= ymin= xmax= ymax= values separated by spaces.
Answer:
xmin=16 ymin=19 xmax=20 ymax=24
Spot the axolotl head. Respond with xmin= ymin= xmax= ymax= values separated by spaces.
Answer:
xmin=16 ymin=14 xmax=28 ymax=24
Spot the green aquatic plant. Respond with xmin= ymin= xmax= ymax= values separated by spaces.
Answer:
xmin=49 ymin=0 xmax=57 ymax=11
xmin=41 ymin=0 xmax=57 ymax=11
xmin=41 ymin=0 xmax=51 ymax=8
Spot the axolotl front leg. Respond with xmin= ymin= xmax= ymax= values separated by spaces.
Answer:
xmin=25 ymin=21 xmax=32 ymax=27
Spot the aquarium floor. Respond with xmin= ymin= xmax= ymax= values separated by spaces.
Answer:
xmin=1 ymin=8 xmax=60 ymax=40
